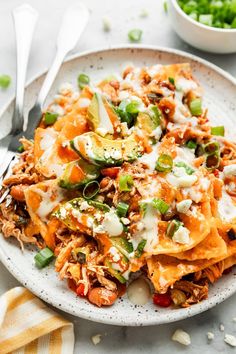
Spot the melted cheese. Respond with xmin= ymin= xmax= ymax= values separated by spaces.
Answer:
xmin=138 ymin=144 xmax=159 ymax=171
xmin=141 ymin=204 xmax=159 ymax=252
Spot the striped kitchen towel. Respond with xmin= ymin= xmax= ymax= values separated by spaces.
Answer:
xmin=0 ymin=287 xmax=74 ymax=354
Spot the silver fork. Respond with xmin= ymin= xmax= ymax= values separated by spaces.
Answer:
xmin=0 ymin=2 xmax=89 ymax=182
xmin=0 ymin=4 xmax=38 ymax=195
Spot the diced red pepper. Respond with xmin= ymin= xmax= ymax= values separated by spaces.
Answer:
xmin=153 ymin=293 xmax=172 ymax=307
xmin=213 ymin=169 xmax=219 ymax=177
xmin=76 ymin=283 xmax=86 ymax=297
xmin=101 ymin=167 xmax=120 ymax=178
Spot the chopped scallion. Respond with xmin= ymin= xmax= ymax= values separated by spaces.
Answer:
xmin=204 ymin=141 xmax=219 ymax=155
xmin=168 ymin=77 xmax=175 ymax=85
xmin=211 ymin=126 xmax=225 ymax=136
xmin=128 ymin=29 xmax=142 ymax=42
xmin=152 ymin=198 xmax=169 ymax=214
xmin=117 ymin=201 xmax=129 ymax=217
xmin=206 ymin=153 xmax=220 ymax=169
xmin=34 ymin=247 xmax=54 ymax=268
xmin=119 ymin=175 xmax=134 ymax=192
xmin=189 ymin=98 xmax=202 ymax=116
xmin=88 ymin=200 xmax=110 ymax=212
xmin=83 ymin=181 xmax=100 ymax=200
xmin=44 ymin=112 xmax=59 ymax=126
xmin=17 ymin=145 xmax=24 ymax=153
xmin=155 ymin=154 xmax=173 ymax=173
xmin=126 ymin=101 xmax=140 ymax=116
xmin=135 ymin=239 xmax=147 ymax=258
xmin=186 ymin=140 xmax=197 ymax=150
xmin=163 ymin=1 xmax=168 ymax=13
xmin=199 ymin=14 xmax=213 ymax=26
xmin=0 ymin=74 xmax=11 ymax=89
xmin=166 ymin=220 xmax=182 ymax=238
xmin=78 ymin=73 xmax=90 ymax=89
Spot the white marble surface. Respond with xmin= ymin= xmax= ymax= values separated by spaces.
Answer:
xmin=1 ymin=0 xmax=236 ymax=352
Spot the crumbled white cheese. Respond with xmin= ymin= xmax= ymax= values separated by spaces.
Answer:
xmin=60 ymin=207 xmax=67 ymax=219
xmin=207 ymin=332 xmax=214 ymax=340
xmin=109 ymin=246 xmax=121 ymax=262
xmin=121 ymin=217 xmax=130 ymax=225
xmin=172 ymin=329 xmax=191 ymax=346
xmin=167 ymin=169 xmax=197 ymax=188
xmin=80 ymin=201 xmax=90 ymax=211
xmin=102 ymin=210 xmax=123 ymax=236
xmin=150 ymin=126 xmax=162 ymax=141
xmin=96 ymin=127 xmax=109 ymax=137
xmin=172 ymin=226 xmax=190 ymax=244
xmin=59 ymin=82 xmax=73 ymax=95
xmin=110 ymin=149 xmax=122 ymax=160
xmin=224 ymin=334 xmax=236 ymax=347
xmin=50 ymin=104 xmax=65 ymax=116
xmin=71 ymin=92 xmax=80 ymax=101
xmin=93 ymin=224 xmax=105 ymax=234
xmin=91 ymin=334 xmax=102 ymax=345
xmin=219 ymin=323 xmax=225 ymax=332
xmin=176 ymin=199 xmax=192 ymax=214
xmin=102 ymin=16 xmax=111 ymax=32
xmin=218 ymin=190 xmax=236 ymax=222
xmin=223 ymin=164 xmax=236 ymax=177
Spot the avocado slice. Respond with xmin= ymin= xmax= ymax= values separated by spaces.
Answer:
xmin=104 ymin=258 xmax=127 ymax=284
xmin=71 ymin=132 xmax=142 ymax=166
xmin=87 ymin=92 xmax=119 ymax=136
xmin=59 ymin=159 xmax=100 ymax=190
xmin=111 ymin=237 xmax=133 ymax=257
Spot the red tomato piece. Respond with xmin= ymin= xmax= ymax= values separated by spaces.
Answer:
xmin=101 ymin=167 xmax=120 ymax=178
xmin=76 ymin=283 xmax=86 ymax=297
xmin=153 ymin=293 xmax=172 ymax=307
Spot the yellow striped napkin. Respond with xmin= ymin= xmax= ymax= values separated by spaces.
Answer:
xmin=0 ymin=287 xmax=74 ymax=354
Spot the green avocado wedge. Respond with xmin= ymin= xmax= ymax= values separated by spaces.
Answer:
xmin=71 ymin=132 xmax=143 ymax=166
xmin=59 ymin=159 xmax=100 ymax=190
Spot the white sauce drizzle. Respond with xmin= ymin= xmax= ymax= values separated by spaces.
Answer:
xmin=218 ymin=190 xmax=236 ymax=222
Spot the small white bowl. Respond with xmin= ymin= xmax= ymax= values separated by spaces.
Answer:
xmin=168 ymin=0 xmax=236 ymax=54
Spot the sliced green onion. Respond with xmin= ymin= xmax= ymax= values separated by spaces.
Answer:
xmin=44 ymin=112 xmax=59 ymax=126
xmin=119 ymin=175 xmax=134 ymax=192
xmin=189 ymin=98 xmax=202 ymax=116
xmin=128 ymin=29 xmax=142 ymax=42
xmin=189 ymin=12 xmax=198 ymax=21
xmin=34 ymin=247 xmax=54 ymax=268
xmin=186 ymin=140 xmax=197 ymax=150
xmin=175 ymin=162 xmax=195 ymax=175
xmin=78 ymin=73 xmax=90 ymax=89
xmin=163 ymin=1 xmax=168 ymax=13
xmin=199 ymin=14 xmax=213 ymax=26
xmin=211 ymin=126 xmax=225 ymax=136
xmin=155 ymin=154 xmax=173 ymax=173
xmin=204 ymin=141 xmax=220 ymax=155
xmin=117 ymin=201 xmax=129 ymax=217
xmin=88 ymin=200 xmax=110 ymax=212
xmin=152 ymin=198 xmax=169 ymax=214
xmin=83 ymin=181 xmax=100 ymax=200
xmin=206 ymin=153 xmax=220 ymax=169
xmin=17 ymin=145 xmax=24 ymax=153
xmin=166 ymin=220 xmax=182 ymax=238
xmin=135 ymin=239 xmax=147 ymax=258
xmin=149 ymin=105 xmax=161 ymax=126
xmin=168 ymin=77 xmax=175 ymax=85
xmin=126 ymin=101 xmax=140 ymax=116
xmin=0 ymin=74 xmax=11 ymax=89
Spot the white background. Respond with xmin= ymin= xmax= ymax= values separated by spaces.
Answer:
xmin=1 ymin=0 xmax=236 ymax=353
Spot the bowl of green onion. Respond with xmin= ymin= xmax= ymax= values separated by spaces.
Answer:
xmin=168 ymin=0 xmax=236 ymax=53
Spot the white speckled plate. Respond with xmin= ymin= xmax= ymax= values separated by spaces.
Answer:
xmin=0 ymin=46 xmax=236 ymax=326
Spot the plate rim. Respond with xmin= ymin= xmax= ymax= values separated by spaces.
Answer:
xmin=0 ymin=44 xmax=236 ymax=326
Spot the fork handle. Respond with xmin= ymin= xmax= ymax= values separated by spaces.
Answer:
xmin=37 ymin=2 xmax=89 ymax=107
xmin=12 ymin=4 xmax=38 ymax=135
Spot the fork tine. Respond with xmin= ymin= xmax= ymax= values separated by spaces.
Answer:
xmin=0 ymin=151 xmax=15 ymax=180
